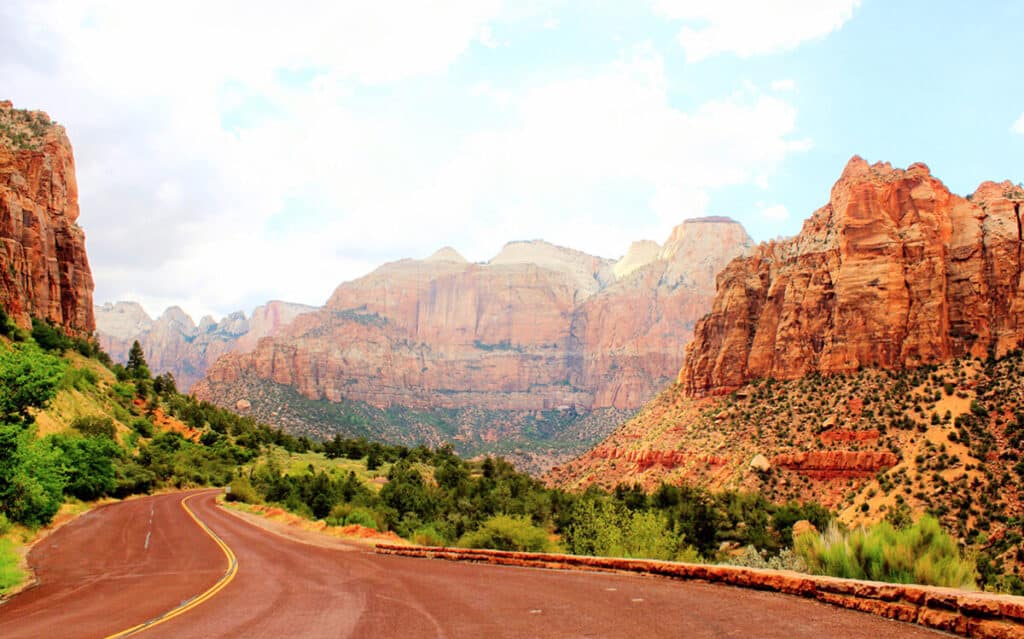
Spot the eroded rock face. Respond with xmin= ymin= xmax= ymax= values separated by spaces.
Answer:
xmin=681 ymin=157 xmax=1024 ymax=396
xmin=195 ymin=220 xmax=753 ymax=417
xmin=96 ymin=300 xmax=315 ymax=391
xmin=0 ymin=101 xmax=94 ymax=334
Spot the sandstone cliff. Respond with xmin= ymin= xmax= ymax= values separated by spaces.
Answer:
xmin=193 ymin=220 xmax=752 ymax=466
xmin=548 ymin=158 xmax=1024 ymax=559
xmin=681 ymin=157 xmax=1024 ymax=396
xmin=0 ymin=100 xmax=94 ymax=334
xmin=96 ymin=300 xmax=315 ymax=391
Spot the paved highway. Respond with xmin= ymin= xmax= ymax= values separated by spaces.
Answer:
xmin=0 ymin=491 xmax=949 ymax=638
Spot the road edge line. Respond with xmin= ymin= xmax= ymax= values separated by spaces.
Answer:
xmin=103 ymin=491 xmax=239 ymax=638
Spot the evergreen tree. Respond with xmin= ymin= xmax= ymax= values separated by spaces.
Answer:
xmin=125 ymin=340 xmax=151 ymax=380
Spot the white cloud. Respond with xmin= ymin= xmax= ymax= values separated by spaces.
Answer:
xmin=1013 ymin=113 xmax=1024 ymax=135
xmin=652 ymin=0 xmax=861 ymax=61
xmin=2 ymin=5 xmax=810 ymax=321
xmin=771 ymin=79 xmax=796 ymax=92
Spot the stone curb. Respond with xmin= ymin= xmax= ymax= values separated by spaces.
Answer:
xmin=375 ymin=544 xmax=1024 ymax=639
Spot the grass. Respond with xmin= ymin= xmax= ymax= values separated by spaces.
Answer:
xmin=0 ymin=538 xmax=25 ymax=595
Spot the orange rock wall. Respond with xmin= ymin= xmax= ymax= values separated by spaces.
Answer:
xmin=681 ymin=157 xmax=1024 ymax=396
xmin=0 ymin=101 xmax=94 ymax=334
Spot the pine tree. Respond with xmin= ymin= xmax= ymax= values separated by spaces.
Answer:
xmin=125 ymin=340 xmax=151 ymax=380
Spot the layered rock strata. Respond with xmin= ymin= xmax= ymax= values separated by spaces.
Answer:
xmin=681 ymin=157 xmax=1024 ymax=396
xmin=0 ymin=101 xmax=94 ymax=334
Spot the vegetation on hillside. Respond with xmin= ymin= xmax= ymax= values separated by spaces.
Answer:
xmin=0 ymin=314 xmax=1017 ymax=594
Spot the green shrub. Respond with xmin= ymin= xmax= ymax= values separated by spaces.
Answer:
xmin=60 ymin=367 xmax=98 ymax=391
xmin=412 ymin=524 xmax=447 ymax=547
xmin=564 ymin=500 xmax=694 ymax=561
xmin=458 ymin=515 xmax=552 ymax=552
xmin=130 ymin=418 xmax=155 ymax=438
xmin=226 ymin=477 xmax=258 ymax=504
xmin=795 ymin=516 xmax=976 ymax=588
xmin=47 ymin=434 xmax=120 ymax=500
xmin=71 ymin=416 xmax=116 ymax=439
xmin=344 ymin=507 xmax=382 ymax=531
xmin=30 ymin=318 xmax=70 ymax=352
xmin=0 ymin=425 xmax=66 ymax=527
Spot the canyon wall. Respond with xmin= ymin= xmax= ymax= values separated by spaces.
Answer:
xmin=95 ymin=300 xmax=315 ymax=391
xmin=681 ymin=157 xmax=1024 ymax=396
xmin=0 ymin=100 xmax=94 ymax=334
xmin=195 ymin=219 xmax=752 ymax=415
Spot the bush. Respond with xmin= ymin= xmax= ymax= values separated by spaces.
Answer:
xmin=71 ymin=416 xmax=116 ymax=439
xmin=48 ymin=434 xmax=120 ymax=500
xmin=60 ymin=367 xmax=98 ymax=391
xmin=130 ymin=417 xmax=155 ymax=438
xmin=30 ymin=318 xmax=70 ymax=352
xmin=344 ymin=507 xmax=382 ymax=531
xmin=0 ymin=425 xmax=66 ymax=527
xmin=412 ymin=524 xmax=447 ymax=547
xmin=564 ymin=500 xmax=694 ymax=561
xmin=795 ymin=516 xmax=976 ymax=588
xmin=458 ymin=515 xmax=552 ymax=552
xmin=226 ymin=477 xmax=258 ymax=504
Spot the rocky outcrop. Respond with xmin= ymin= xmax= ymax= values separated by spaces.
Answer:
xmin=96 ymin=300 xmax=315 ymax=391
xmin=193 ymin=220 xmax=752 ymax=463
xmin=0 ymin=101 xmax=94 ymax=334
xmin=195 ymin=220 xmax=752 ymax=416
xmin=681 ymin=158 xmax=1024 ymax=396
xmin=770 ymin=451 xmax=898 ymax=478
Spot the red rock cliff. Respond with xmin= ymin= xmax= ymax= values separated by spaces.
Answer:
xmin=0 ymin=101 xmax=94 ymax=334
xmin=681 ymin=157 xmax=1024 ymax=396
xmin=196 ymin=222 xmax=752 ymax=414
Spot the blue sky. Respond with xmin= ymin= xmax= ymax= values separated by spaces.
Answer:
xmin=1 ymin=1 xmax=1021 ymax=320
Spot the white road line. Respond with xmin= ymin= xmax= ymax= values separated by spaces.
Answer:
xmin=144 ymin=531 xmax=151 ymax=550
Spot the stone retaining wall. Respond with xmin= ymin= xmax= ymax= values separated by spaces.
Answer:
xmin=375 ymin=544 xmax=1024 ymax=639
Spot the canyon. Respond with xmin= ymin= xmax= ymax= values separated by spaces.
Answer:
xmin=548 ymin=159 xmax=1024 ymax=573
xmin=94 ymin=300 xmax=316 ymax=392
xmin=191 ymin=217 xmax=753 ymax=468
xmin=0 ymin=101 xmax=93 ymax=335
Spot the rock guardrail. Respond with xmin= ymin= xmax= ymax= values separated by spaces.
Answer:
xmin=375 ymin=544 xmax=1024 ymax=639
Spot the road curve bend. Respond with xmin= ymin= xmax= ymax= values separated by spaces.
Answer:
xmin=0 ymin=491 xmax=950 ymax=638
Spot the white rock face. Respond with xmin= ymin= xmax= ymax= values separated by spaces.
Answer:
xmin=94 ymin=302 xmax=154 ymax=340
xmin=613 ymin=240 xmax=661 ymax=280
xmin=490 ymin=240 xmax=615 ymax=299
xmin=424 ymin=246 xmax=468 ymax=263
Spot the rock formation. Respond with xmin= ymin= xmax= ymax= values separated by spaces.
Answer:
xmin=681 ymin=157 xmax=1024 ymax=396
xmin=548 ymin=158 xmax=1024 ymax=544
xmin=95 ymin=300 xmax=315 ymax=391
xmin=0 ymin=101 xmax=94 ymax=334
xmin=193 ymin=219 xmax=753 ymax=465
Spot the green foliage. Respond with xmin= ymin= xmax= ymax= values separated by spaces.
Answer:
xmin=226 ymin=476 xmax=259 ymax=504
xmin=130 ymin=417 xmax=155 ymax=438
xmin=48 ymin=434 xmax=120 ymax=500
xmin=30 ymin=318 xmax=71 ymax=352
xmin=0 ymin=343 xmax=65 ymax=426
xmin=125 ymin=340 xmax=151 ymax=380
xmin=70 ymin=415 xmax=116 ymax=439
xmin=563 ymin=499 xmax=692 ymax=561
xmin=458 ymin=515 xmax=552 ymax=552
xmin=0 ymin=538 xmax=25 ymax=595
xmin=60 ymin=366 xmax=98 ymax=391
xmin=0 ymin=424 xmax=66 ymax=527
xmin=795 ymin=516 xmax=976 ymax=588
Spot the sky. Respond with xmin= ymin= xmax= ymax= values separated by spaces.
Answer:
xmin=1 ymin=1 xmax=1022 ymax=321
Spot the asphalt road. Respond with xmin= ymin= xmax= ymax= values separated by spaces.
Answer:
xmin=0 ymin=490 xmax=950 ymax=638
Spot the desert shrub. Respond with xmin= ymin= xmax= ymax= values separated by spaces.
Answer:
xmin=130 ymin=417 xmax=155 ymax=438
xmin=60 ymin=367 xmax=98 ymax=391
xmin=795 ymin=516 xmax=975 ymax=588
xmin=563 ymin=500 xmax=693 ymax=561
xmin=226 ymin=476 xmax=258 ymax=504
xmin=724 ymin=545 xmax=806 ymax=572
xmin=344 ymin=507 xmax=383 ymax=531
xmin=458 ymin=515 xmax=551 ymax=552
xmin=412 ymin=524 xmax=447 ymax=547
xmin=71 ymin=415 xmax=116 ymax=439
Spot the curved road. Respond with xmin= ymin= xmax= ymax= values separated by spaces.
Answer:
xmin=0 ymin=491 xmax=949 ymax=638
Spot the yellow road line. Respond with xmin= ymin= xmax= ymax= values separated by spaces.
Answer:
xmin=104 ymin=492 xmax=239 ymax=638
